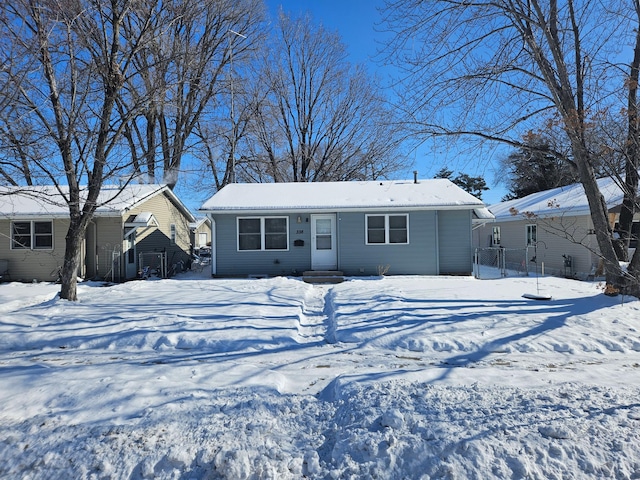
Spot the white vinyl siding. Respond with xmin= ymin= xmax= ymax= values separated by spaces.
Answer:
xmin=487 ymin=216 xmax=600 ymax=279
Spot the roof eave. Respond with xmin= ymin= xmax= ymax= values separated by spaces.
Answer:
xmin=121 ymin=185 xmax=196 ymax=222
xmin=492 ymin=208 xmax=593 ymax=222
xmin=0 ymin=213 xmax=70 ymax=220
xmin=200 ymin=204 xmax=485 ymax=215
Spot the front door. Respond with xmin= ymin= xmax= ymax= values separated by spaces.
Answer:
xmin=311 ymin=214 xmax=337 ymax=270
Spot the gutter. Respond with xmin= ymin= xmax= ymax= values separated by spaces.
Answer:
xmin=199 ymin=204 xmax=487 ymax=216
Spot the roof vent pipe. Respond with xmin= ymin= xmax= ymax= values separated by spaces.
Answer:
xmin=413 ymin=171 xmax=418 ymax=184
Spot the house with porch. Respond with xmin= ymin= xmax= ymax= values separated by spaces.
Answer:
xmin=0 ymin=184 xmax=195 ymax=282
xmin=199 ymin=178 xmax=493 ymax=279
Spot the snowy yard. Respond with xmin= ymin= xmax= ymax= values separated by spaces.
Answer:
xmin=0 ymin=272 xmax=639 ymax=479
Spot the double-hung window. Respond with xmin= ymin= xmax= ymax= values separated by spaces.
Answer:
xmin=492 ymin=226 xmax=501 ymax=246
xmin=366 ymin=214 xmax=409 ymax=245
xmin=526 ymin=224 xmax=537 ymax=246
xmin=11 ymin=221 xmax=53 ymax=250
xmin=238 ymin=217 xmax=288 ymax=251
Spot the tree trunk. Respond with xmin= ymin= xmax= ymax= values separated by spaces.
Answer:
xmin=616 ymin=6 xmax=640 ymax=262
xmin=571 ymin=147 xmax=625 ymax=291
xmin=627 ymin=247 xmax=640 ymax=297
xmin=532 ymin=0 xmax=626 ymax=292
xmin=616 ymin=166 xmax=639 ymax=261
xmin=58 ymin=218 xmax=86 ymax=301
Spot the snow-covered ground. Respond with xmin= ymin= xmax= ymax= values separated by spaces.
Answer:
xmin=1 ymin=272 xmax=639 ymax=479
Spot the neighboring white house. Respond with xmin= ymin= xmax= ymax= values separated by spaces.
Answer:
xmin=199 ymin=179 xmax=493 ymax=278
xmin=476 ymin=177 xmax=639 ymax=279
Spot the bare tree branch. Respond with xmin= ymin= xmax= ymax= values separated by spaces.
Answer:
xmin=382 ymin=0 xmax=640 ymax=295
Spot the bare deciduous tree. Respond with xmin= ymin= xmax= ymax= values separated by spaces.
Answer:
xmin=0 ymin=0 xmax=157 ymax=300
xmin=239 ymin=11 xmax=406 ymax=183
xmin=118 ymin=0 xmax=264 ymax=189
xmin=382 ymin=0 xmax=640 ymax=296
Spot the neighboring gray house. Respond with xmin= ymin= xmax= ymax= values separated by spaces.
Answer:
xmin=0 ymin=184 xmax=195 ymax=282
xmin=199 ymin=179 xmax=492 ymax=278
xmin=476 ymin=177 xmax=639 ymax=279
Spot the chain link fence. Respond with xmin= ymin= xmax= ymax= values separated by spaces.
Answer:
xmin=473 ymin=247 xmax=531 ymax=279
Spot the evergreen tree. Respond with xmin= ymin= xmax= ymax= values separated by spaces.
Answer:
xmin=500 ymin=142 xmax=578 ymax=201
xmin=434 ymin=168 xmax=488 ymax=200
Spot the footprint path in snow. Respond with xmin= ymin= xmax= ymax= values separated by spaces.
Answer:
xmin=296 ymin=285 xmax=336 ymax=344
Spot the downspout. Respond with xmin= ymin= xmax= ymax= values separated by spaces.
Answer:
xmin=80 ymin=231 xmax=86 ymax=279
xmin=467 ymin=210 xmax=473 ymax=271
xmin=121 ymin=216 xmax=127 ymax=282
xmin=435 ymin=211 xmax=440 ymax=275
xmin=209 ymin=215 xmax=216 ymax=276
xmin=90 ymin=220 xmax=97 ymax=279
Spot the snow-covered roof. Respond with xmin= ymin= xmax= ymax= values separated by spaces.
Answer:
xmin=189 ymin=217 xmax=210 ymax=230
xmin=0 ymin=184 xmax=195 ymax=221
xmin=200 ymin=179 xmax=492 ymax=217
xmin=489 ymin=177 xmax=625 ymax=221
xmin=125 ymin=212 xmax=158 ymax=227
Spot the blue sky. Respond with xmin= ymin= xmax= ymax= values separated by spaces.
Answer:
xmin=265 ymin=0 xmax=384 ymax=66
xmin=264 ymin=1 xmax=507 ymax=205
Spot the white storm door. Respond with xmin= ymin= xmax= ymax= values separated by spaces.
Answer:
xmin=311 ymin=214 xmax=337 ymax=270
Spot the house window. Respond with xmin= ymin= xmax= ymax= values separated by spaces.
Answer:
xmin=614 ymin=221 xmax=640 ymax=249
xmin=11 ymin=221 xmax=53 ymax=250
xmin=526 ymin=224 xmax=537 ymax=246
xmin=366 ymin=214 xmax=409 ymax=244
xmin=265 ymin=218 xmax=288 ymax=249
xmin=492 ymin=226 xmax=501 ymax=246
xmin=170 ymin=224 xmax=176 ymax=245
xmin=238 ymin=217 xmax=288 ymax=251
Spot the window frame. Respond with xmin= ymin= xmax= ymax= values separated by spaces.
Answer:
xmin=170 ymin=223 xmax=176 ymax=245
xmin=365 ymin=214 xmax=409 ymax=245
xmin=11 ymin=220 xmax=54 ymax=250
xmin=237 ymin=216 xmax=289 ymax=252
xmin=526 ymin=224 xmax=537 ymax=246
xmin=492 ymin=226 xmax=501 ymax=246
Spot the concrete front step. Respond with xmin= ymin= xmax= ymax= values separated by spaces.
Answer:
xmin=302 ymin=270 xmax=345 ymax=284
